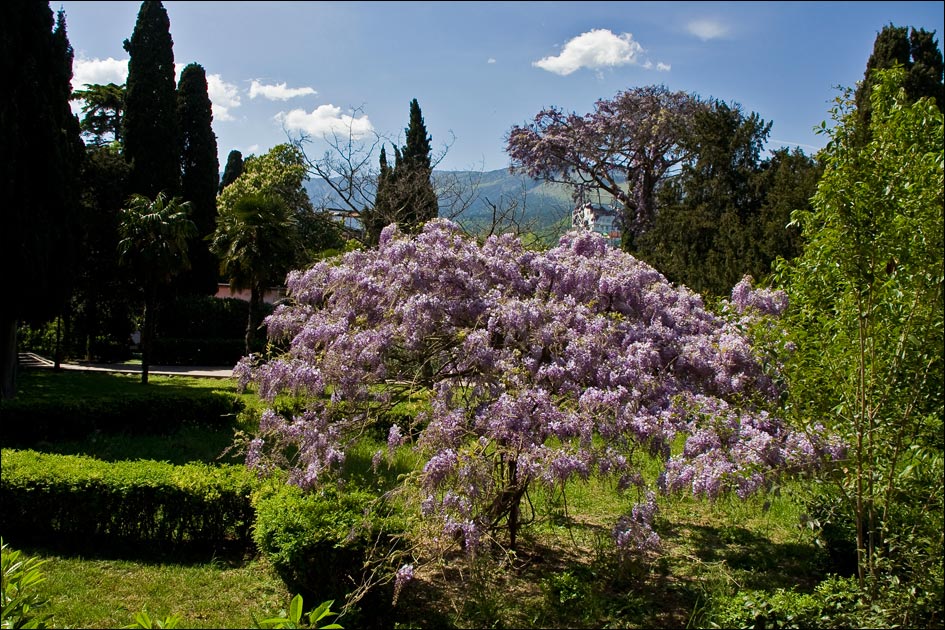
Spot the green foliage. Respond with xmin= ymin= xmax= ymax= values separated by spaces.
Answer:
xmin=366 ymin=99 xmax=438 ymax=244
xmin=253 ymin=594 xmax=342 ymax=629
xmin=777 ymin=67 xmax=944 ymax=625
xmin=0 ymin=449 xmax=256 ymax=551
xmin=251 ymin=483 xmax=400 ymax=623
xmin=854 ymin=24 xmax=944 ymax=144
xmin=220 ymin=150 xmax=244 ymax=194
xmin=639 ymin=100 xmax=820 ymax=296
xmin=122 ymin=0 xmax=180 ymax=199
xmin=72 ymin=82 xmax=125 ymax=147
xmin=122 ymin=609 xmax=182 ymax=629
xmin=176 ymin=62 xmax=220 ymax=296
xmin=700 ymin=575 xmax=862 ymax=629
xmin=1 ymin=538 xmax=51 ymax=629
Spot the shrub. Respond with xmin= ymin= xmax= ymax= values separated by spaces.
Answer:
xmin=0 ymin=450 xmax=256 ymax=552
xmin=0 ymin=388 xmax=243 ymax=445
xmin=251 ymin=483 xmax=401 ymax=626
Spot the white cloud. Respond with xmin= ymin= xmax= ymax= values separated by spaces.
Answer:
xmin=487 ymin=57 xmax=496 ymax=64
xmin=207 ymin=74 xmax=241 ymax=122
xmin=656 ymin=62 xmax=671 ymax=72
xmin=72 ymin=56 xmax=127 ymax=90
xmin=533 ymin=29 xmax=647 ymax=76
xmin=249 ymin=80 xmax=317 ymax=101
xmin=275 ymin=105 xmax=374 ymax=139
xmin=687 ymin=19 xmax=729 ymax=41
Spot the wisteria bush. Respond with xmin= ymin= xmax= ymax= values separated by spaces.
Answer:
xmin=236 ymin=219 xmax=839 ymax=559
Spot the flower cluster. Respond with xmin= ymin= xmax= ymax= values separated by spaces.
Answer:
xmin=238 ymin=219 xmax=837 ymax=558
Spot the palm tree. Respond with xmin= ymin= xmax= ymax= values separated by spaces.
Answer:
xmin=118 ymin=192 xmax=196 ymax=384
xmin=209 ymin=193 xmax=300 ymax=356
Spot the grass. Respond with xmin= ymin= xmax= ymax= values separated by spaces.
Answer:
xmin=3 ymin=367 xmax=834 ymax=629
xmin=28 ymin=549 xmax=291 ymax=629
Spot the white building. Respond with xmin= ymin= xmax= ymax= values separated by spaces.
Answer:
xmin=571 ymin=203 xmax=622 ymax=247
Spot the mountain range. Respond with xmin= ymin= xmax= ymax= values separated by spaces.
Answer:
xmin=302 ymin=168 xmax=622 ymax=242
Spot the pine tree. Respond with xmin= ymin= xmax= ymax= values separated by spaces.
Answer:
xmin=1 ymin=1 xmax=84 ymax=397
xmin=219 ymin=149 xmax=244 ymax=193
xmin=177 ymin=62 xmax=220 ymax=295
xmin=73 ymin=83 xmax=125 ymax=146
xmin=123 ymin=0 xmax=180 ymax=199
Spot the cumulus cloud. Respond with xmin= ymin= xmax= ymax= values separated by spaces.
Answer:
xmin=275 ymin=104 xmax=374 ymax=139
xmin=249 ymin=79 xmax=317 ymax=101
xmin=72 ymin=56 xmax=127 ymax=90
xmin=687 ymin=19 xmax=729 ymax=41
xmin=487 ymin=57 xmax=496 ymax=64
xmin=656 ymin=62 xmax=671 ymax=72
xmin=207 ymin=74 xmax=241 ymax=121
xmin=533 ymin=29 xmax=649 ymax=76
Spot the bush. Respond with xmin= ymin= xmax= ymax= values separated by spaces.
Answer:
xmin=0 ymin=450 xmax=256 ymax=552
xmin=0 ymin=388 xmax=243 ymax=445
xmin=702 ymin=575 xmax=864 ymax=629
xmin=157 ymin=295 xmax=273 ymax=341
xmin=252 ymin=483 xmax=401 ymax=626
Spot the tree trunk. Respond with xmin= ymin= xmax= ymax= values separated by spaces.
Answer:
xmin=0 ymin=312 xmax=18 ymax=400
xmin=140 ymin=288 xmax=156 ymax=385
xmin=246 ymin=284 xmax=262 ymax=356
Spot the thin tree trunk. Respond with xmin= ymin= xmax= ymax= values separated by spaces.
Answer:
xmin=0 ymin=312 xmax=18 ymax=400
xmin=141 ymin=289 xmax=155 ymax=385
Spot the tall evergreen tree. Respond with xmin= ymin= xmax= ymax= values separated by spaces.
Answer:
xmin=123 ymin=0 xmax=180 ymax=199
xmin=398 ymin=98 xmax=438 ymax=232
xmin=854 ymin=24 xmax=944 ymax=143
xmin=219 ymin=149 xmax=244 ymax=193
xmin=177 ymin=62 xmax=220 ymax=295
xmin=1 ymin=1 xmax=84 ymax=397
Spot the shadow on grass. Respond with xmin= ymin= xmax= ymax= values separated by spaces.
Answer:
xmin=10 ymin=534 xmax=257 ymax=569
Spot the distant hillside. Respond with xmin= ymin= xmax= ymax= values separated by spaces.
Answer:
xmin=303 ymin=168 xmax=591 ymax=240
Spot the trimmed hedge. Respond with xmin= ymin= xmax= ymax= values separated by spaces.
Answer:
xmin=252 ymin=482 xmax=403 ymax=623
xmin=0 ymin=449 xmax=256 ymax=550
xmin=0 ymin=388 xmax=243 ymax=445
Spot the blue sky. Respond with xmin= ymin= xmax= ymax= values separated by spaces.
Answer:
xmin=58 ymin=1 xmax=944 ymax=173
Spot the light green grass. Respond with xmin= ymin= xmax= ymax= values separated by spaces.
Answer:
xmin=34 ymin=551 xmax=291 ymax=629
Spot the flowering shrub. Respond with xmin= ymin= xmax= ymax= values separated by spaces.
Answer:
xmin=237 ymin=219 xmax=837 ymax=557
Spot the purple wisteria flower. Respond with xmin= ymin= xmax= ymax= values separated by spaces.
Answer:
xmin=240 ymin=219 xmax=839 ymax=559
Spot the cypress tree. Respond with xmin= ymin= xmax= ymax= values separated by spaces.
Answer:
xmin=397 ymin=98 xmax=438 ymax=232
xmin=177 ymin=62 xmax=220 ymax=295
xmin=1 ymin=1 xmax=84 ymax=397
xmin=123 ymin=0 xmax=180 ymax=199
xmin=219 ymin=149 xmax=244 ymax=193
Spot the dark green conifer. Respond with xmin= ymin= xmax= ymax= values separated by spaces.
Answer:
xmin=177 ymin=62 xmax=220 ymax=295
xmin=123 ymin=0 xmax=180 ymax=198
xmin=219 ymin=149 xmax=244 ymax=193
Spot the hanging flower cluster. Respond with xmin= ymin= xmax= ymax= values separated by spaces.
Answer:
xmin=236 ymin=219 xmax=839 ymax=555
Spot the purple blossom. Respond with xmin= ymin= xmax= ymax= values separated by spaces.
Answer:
xmin=239 ymin=219 xmax=836 ymax=558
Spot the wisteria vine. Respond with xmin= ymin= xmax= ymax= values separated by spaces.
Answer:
xmin=237 ymin=219 xmax=841 ymax=557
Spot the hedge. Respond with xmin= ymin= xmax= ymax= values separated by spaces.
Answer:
xmin=252 ymin=482 xmax=404 ymax=624
xmin=0 ymin=449 xmax=256 ymax=551
xmin=0 ymin=388 xmax=243 ymax=445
